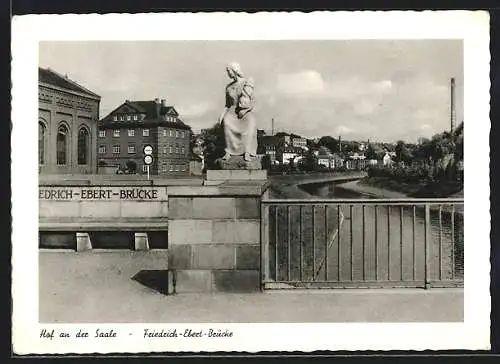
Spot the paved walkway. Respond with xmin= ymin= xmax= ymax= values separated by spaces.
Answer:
xmin=39 ymin=251 xmax=463 ymax=323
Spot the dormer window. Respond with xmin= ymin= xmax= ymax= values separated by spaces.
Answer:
xmin=126 ymin=115 xmax=131 ymax=121
xmin=133 ymin=115 xmax=138 ymax=121
xmin=113 ymin=116 xmax=118 ymax=121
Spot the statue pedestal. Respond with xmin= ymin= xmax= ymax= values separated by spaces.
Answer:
xmin=167 ymin=177 xmax=270 ymax=293
xmin=215 ymin=155 xmax=262 ymax=170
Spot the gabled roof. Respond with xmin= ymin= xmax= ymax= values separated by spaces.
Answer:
xmin=99 ymin=100 xmax=191 ymax=130
xmin=38 ymin=67 xmax=100 ymax=99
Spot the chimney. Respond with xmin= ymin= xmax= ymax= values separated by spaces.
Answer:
xmin=154 ymin=98 xmax=160 ymax=118
xmin=338 ymin=135 xmax=342 ymax=152
xmin=161 ymin=99 xmax=166 ymax=107
xmin=450 ymin=78 xmax=456 ymax=133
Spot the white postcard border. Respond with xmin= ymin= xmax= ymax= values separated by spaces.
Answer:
xmin=11 ymin=11 xmax=490 ymax=354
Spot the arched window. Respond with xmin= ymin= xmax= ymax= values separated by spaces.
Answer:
xmin=56 ymin=125 xmax=68 ymax=165
xmin=77 ymin=127 xmax=90 ymax=165
xmin=38 ymin=122 xmax=46 ymax=165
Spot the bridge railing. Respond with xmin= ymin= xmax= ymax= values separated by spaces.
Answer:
xmin=260 ymin=198 xmax=464 ymax=289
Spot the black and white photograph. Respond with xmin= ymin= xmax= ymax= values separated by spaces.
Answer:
xmin=11 ymin=11 xmax=490 ymax=353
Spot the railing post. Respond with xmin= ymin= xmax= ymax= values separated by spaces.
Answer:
xmin=424 ymin=204 xmax=431 ymax=290
xmin=260 ymin=202 xmax=270 ymax=291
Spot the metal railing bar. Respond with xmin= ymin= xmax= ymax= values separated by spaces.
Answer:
xmin=299 ymin=206 xmax=303 ymax=281
xmin=337 ymin=204 xmax=341 ymax=281
xmin=350 ymin=205 xmax=354 ymax=281
xmin=451 ymin=204 xmax=455 ymax=280
xmin=424 ymin=204 xmax=431 ymax=289
xmin=387 ymin=205 xmax=391 ymax=281
xmin=325 ymin=205 xmax=329 ymax=281
xmin=287 ymin=205 xmax=291 ymax=281
xmin=274 ymin=206 xmax=278 ymax=282
xmin=439 ymin=205 xmax=443 ymax=281
xmin=312 ymin=205 xmax=316 ymax=281
xmin=375 ymin=205 xmax=378 ymax=281
xmin=362 ymin=204 xmax=366 ymax=281
xmin=412 ymin=206 xmax=416 ymax=281
xmin=400 ymin=205 xmax=404 ymax=281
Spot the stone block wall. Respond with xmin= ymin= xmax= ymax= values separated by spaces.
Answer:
xmin=167 ymin=182 xmax=268 ymax=293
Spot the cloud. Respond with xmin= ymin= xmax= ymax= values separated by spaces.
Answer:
xmin=176 ymin=101 xmax=215 ymax=118
xmin=336 ymin=125 xmax=354 ymax=136
xmin=276 ymin=70 xmax=325 ymax=95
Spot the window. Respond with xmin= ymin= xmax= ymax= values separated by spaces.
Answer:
xmin=99 ymin=130 xmax=106 ymax=137
xmin=113 ymin=129 xmax=120 ymax=137
xmin=181 ymin=131 xmax=185 ymax=138
xmin=169 ymin=130 xmax=174 ymax=137
xmin=175 ymin=130 xmax=179 ymax=138
xmin=133 ymin=115 xmax=138 ymax=121
xmin=143 ymin=129 xmax=149 ymax=136
xmin=77 ymin=127 xmax=90 ymax=165
xmin=181 ymin=164 xmax=186 ymax=171
xmin=169 ymin=164 xmax=173 ymax=172
xmin=169 ymin=146 xmax=173 ymax=154
xmin=163 ymin=147 xmax=167 ymax=154
xmin=113 ymin=116 xmax=118 ymax=121
xmin=128 ymin=145 xmax=136 ymax=154
xmin=128 ymin=129 xmax=135 ymax=137
xmin=126 ymin=115 xmax=131 ymax=121
xmin=99 ymin=146 xmax=106 ymax=154
xmin=56 ymin=125 xmax=68 ymax=165
xmin=161 ymin=163 xmax=167 ymax=172
xmin=181 ymin=146 xmax=185 ymax=155
xmin=175 ymin=165 xmax=179 ymax=172
xmin=162 ymin=129 xmax=167 ymax=137
xmin=38 ymin=122 xmax=46 ymax=165
xmin=113 ymin=145 xmax=120 ymax=154
xmin=143 ymin=165 xmax=148 ymax=172
xmin=175 ymin=146 xmax=179 ymax=154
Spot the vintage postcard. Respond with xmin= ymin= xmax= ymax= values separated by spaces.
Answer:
xmin=11 ymin=11 xmax=490 ymax=354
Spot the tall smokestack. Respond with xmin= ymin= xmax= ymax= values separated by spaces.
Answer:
xmin=271 ymin=118 xmax=275 ymax=136
xmin=339 ymin=135 xmax=342 ymax=153
xmin=450 ymin=78 xmax=456 ymax=133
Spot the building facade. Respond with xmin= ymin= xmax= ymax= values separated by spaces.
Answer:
xmin=38 ymin=67 xmax=101 ymax=174
xmin=97 ymin=98 xmax=191 ymax=176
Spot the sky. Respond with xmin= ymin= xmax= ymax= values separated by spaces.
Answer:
xmin=39 ymin=40 xmax=463 ymax=143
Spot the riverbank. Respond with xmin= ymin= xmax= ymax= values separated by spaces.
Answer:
xmin=268 ymin=172 xmax=366 ymax=199
xmin=352 ymin=177 xmax=463 ymax=199
xmin=337 ymin=179 xmax=464 ymax=215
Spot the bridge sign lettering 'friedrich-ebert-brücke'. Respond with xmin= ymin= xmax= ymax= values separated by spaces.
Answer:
xmin=39 ymin=187 xmax=166 ymax=201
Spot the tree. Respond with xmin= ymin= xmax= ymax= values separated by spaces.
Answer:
xmin=299 ymin=150 xmax=317 ymax=171
xmin=318 ymin=136 xmax=339 ymax=154
xmin=200 ymin=123 xmax=226 ymax=169
xmin=261 ymin=154 xmax=272 ymax=170
xmin=126 ymin=160 xmax=137 ymax=174
xmin=365 ymin=143 xmax=384 ymax=160
xmin=394 ymin=140 xmax=413 ymax=165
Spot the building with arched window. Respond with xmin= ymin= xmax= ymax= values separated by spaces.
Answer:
xmin=38 ymin=67 xmax=101 ymax=174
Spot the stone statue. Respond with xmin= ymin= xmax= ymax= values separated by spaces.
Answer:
xmin=217 ymin=62 xmax=260 ymax=170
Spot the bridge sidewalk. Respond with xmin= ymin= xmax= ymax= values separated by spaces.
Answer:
xmin=39 ymin=251 xmax=463 ymax=323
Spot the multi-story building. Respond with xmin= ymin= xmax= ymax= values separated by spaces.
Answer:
xmin=97 ymin=98 xmax=191 ymax=176
xmin=278 ymin=146 xmax=304 ymax=165
xmin=258 ymin=135 xmax=279 ymax=163
xmin=292 ymin=137 xmax=307 ymax=149
xmin=38 ymin=67 xmax=101 ymax=174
